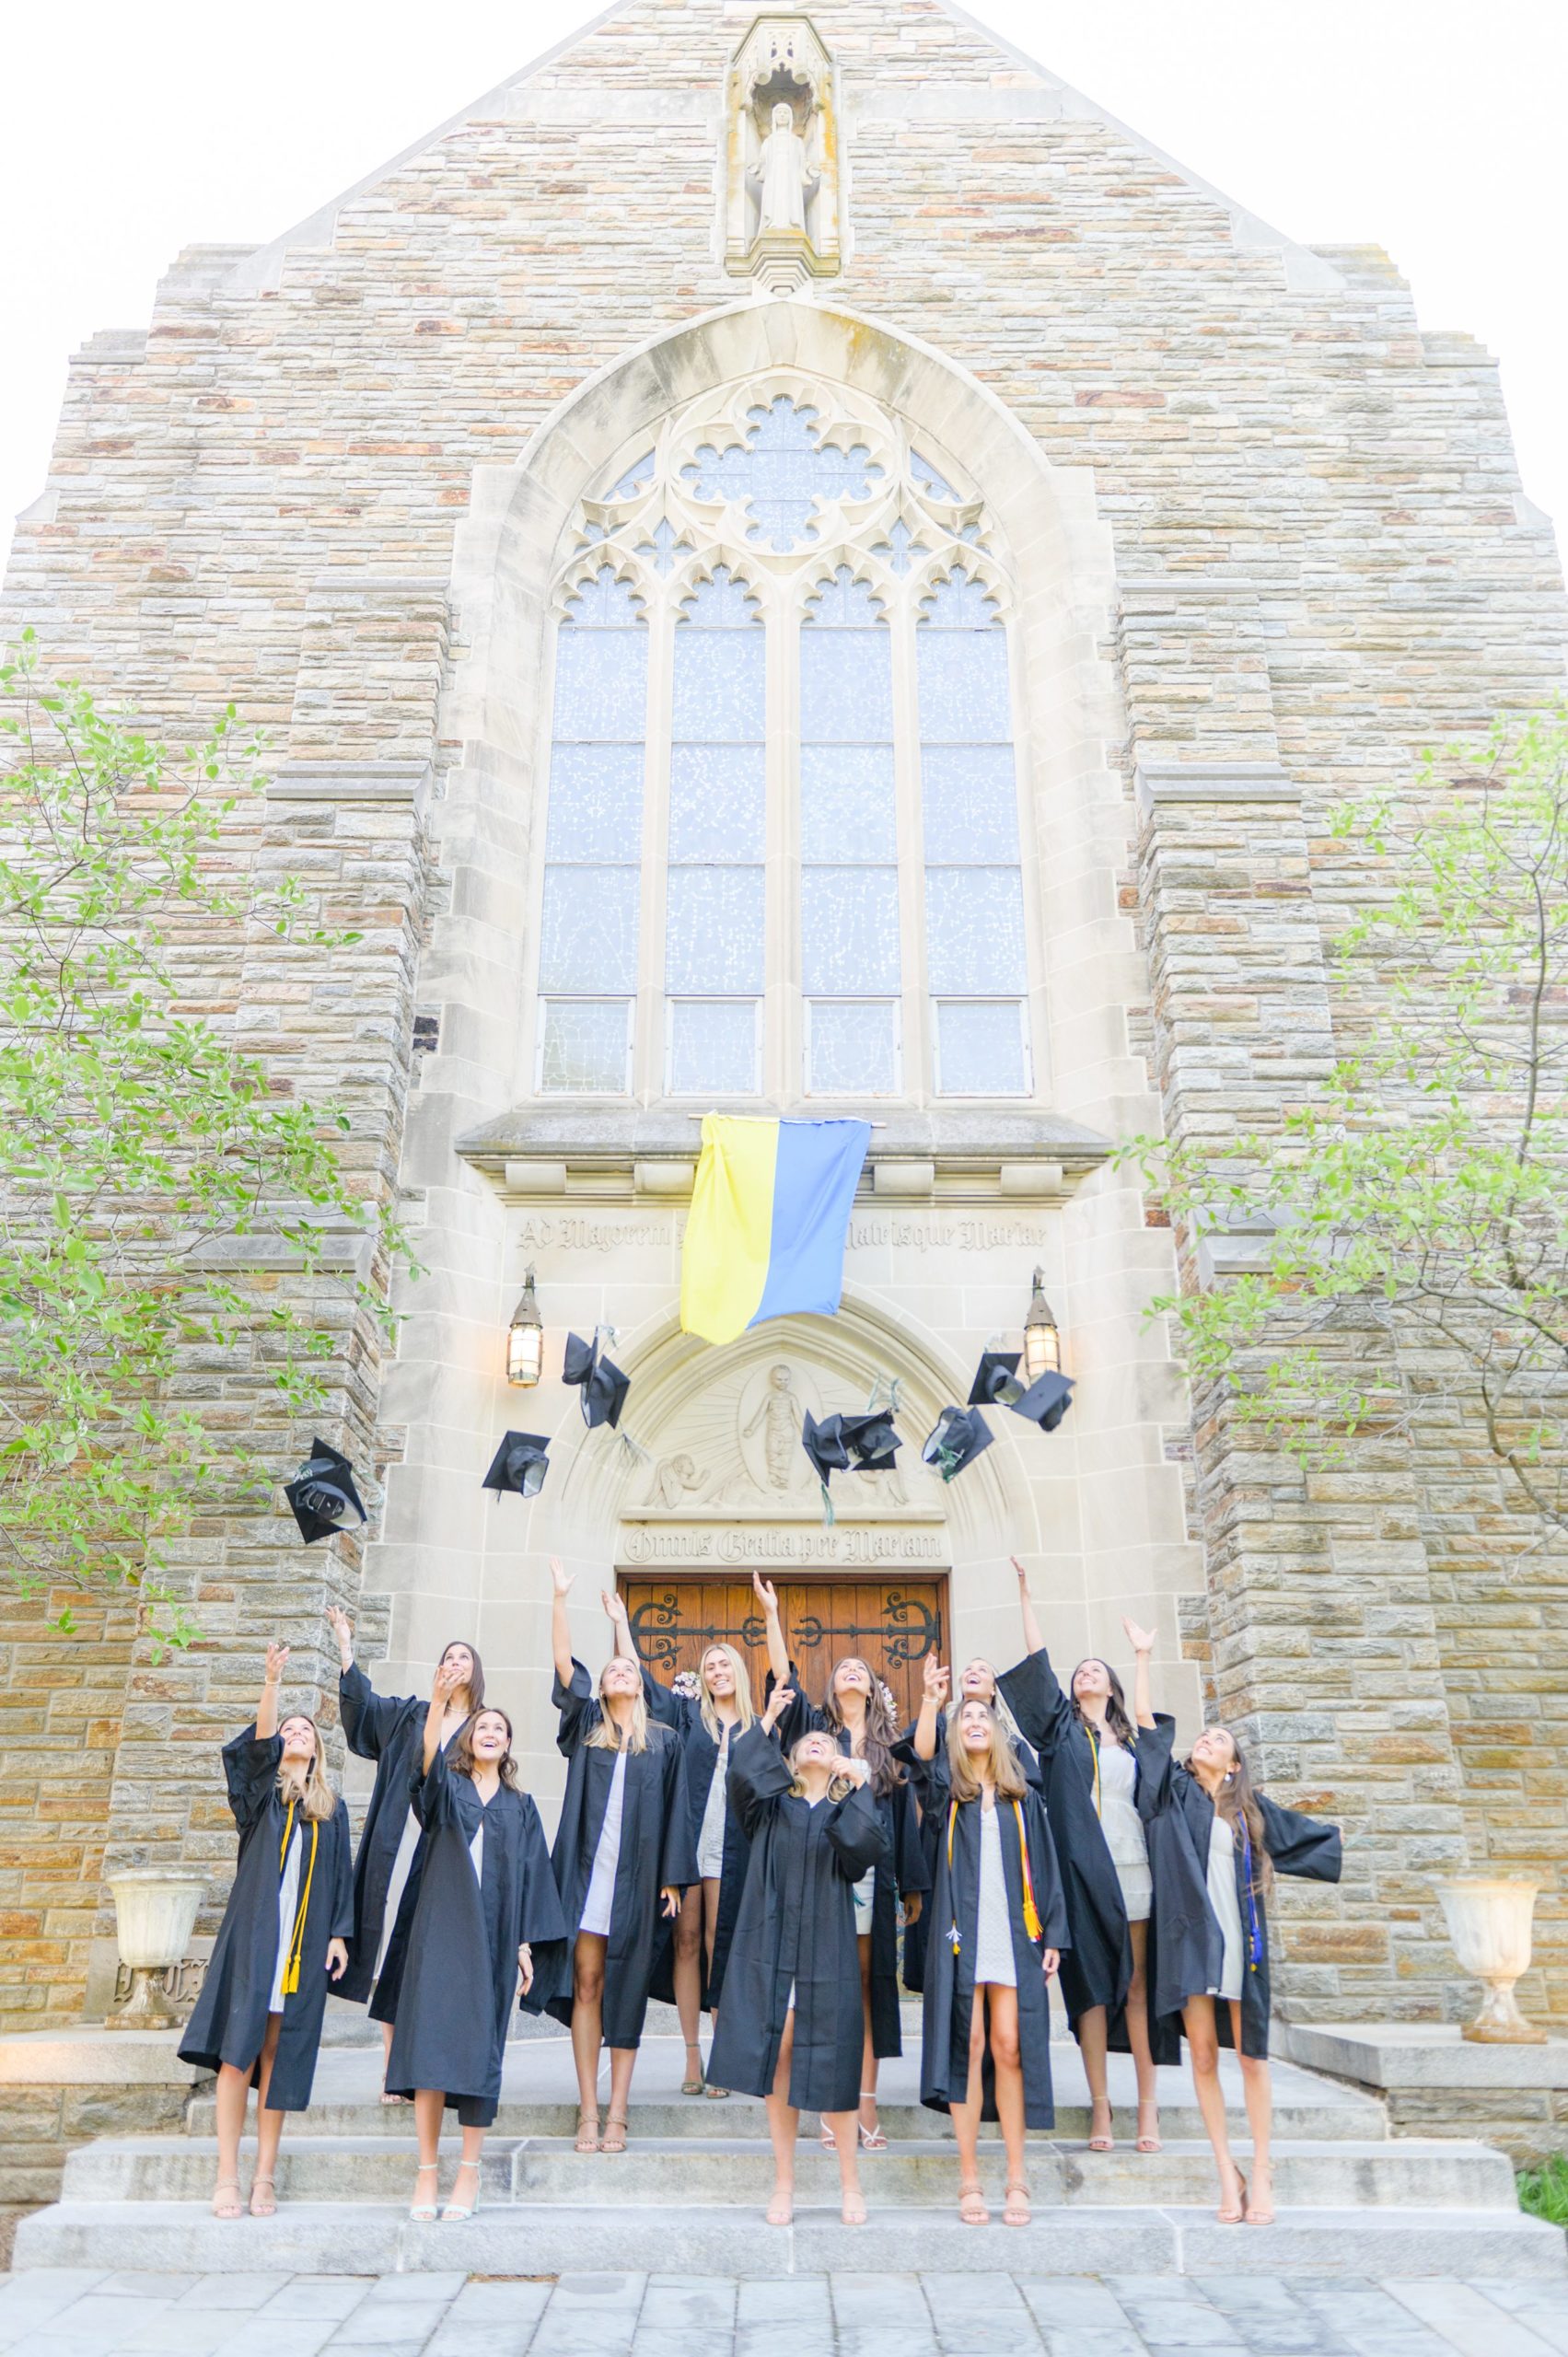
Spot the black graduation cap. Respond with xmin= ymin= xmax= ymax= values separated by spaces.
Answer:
xmin=839 ymin=1409 xmax=902 ymax=1471
xmin=801 ymin=1410 xmax=853 ymax=1487
xmin=1005 ymin=1370 xmax=1074 ymax=1434
xmin=482 ymin=1430 xmax=552 ymax=1499
xmin=968 ymin=1349 xmax=1026 ymax=1410
xmin=921 ymin=1405 xmax=994 ymax=1482
xmin=562 ymin=1330 xmax=632 ymax=1431
xmin=284 ymin=1438 xmax=367 ymax=1544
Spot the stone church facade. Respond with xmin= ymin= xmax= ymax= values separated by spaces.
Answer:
xmin=2 ymin=0 xmax=1564 ymax=2043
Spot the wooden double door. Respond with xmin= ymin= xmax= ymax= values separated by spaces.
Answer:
xmin=618 ymin=1574 xmax=947 ymax=1725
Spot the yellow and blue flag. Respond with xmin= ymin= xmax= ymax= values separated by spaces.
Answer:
xmin=680 ymin=1116 xmax=871 ymax=1347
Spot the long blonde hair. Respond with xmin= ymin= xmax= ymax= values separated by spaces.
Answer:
xmin=787 ymin=1732 xmax=854 ymax=1804
xmin=276 ymin=1715 xmax=337 ymax=1822
xmin=698 ymin=1643 xmax=756 ymax=1744
xmin=585 ymin=1659 xmax=651 ymax=1753
xmin=947 ymin=1701 xmax=1027 ymax=1805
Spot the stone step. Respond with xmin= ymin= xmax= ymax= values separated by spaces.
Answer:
xmin=15 ymin=2197 xmax=1564 ymax=2279
xmin=60 ymin=2131 xmax=1519 ymax=2212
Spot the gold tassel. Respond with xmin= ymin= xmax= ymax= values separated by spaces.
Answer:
xmin=279 ymin=1815 xmax=319 ymax=1999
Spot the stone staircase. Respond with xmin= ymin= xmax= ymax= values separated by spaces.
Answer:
xmin=12 ymin=2026 xmax=1563 ymax=2279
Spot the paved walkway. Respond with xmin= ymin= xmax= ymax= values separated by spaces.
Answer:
xmin=4 ymin=2269 xmax=1568 ymax=2356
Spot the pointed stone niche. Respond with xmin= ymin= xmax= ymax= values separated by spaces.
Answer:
xmin=725 ymin=14 xmax=842 ymax=292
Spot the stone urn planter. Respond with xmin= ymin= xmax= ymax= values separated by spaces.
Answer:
xmin=1437 ymin=1875 xmax=1546 ymax=2043
xmin=106 ymin=1868 xmax=208 ymax=2029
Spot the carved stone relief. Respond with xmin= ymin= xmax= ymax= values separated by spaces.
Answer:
xmin=725 ymin=15 xmax=842 ymax=290
xmin=636 ymin=1355 xmax=912 ymax=1515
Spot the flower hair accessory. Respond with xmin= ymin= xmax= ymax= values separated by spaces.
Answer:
xmin=670 ymin=1669 xmax=702 ymax=1701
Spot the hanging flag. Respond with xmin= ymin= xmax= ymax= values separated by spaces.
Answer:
xmin=680 ymin=1115 xmax=870 ymax=1347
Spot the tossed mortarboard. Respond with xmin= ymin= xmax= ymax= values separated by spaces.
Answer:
xmin=285 ymin=1438 xmax=367 ymax=1544
xmin=1006 ymin=1369 xmax=1074 ymax=1434
xmin=839 ymin=1408 xmax=902 ymax=1471
xmin=562 ymin=1330 xmax=632 ymax=1431
xmin=921 ymin=1405 xmax=994 ymax=1482
xmin=968 ymin=1349 xmax=1026 ymax=1410
xmin=801 ymin=1410 xmax=853 ymax=1488
xmin=482 ymin=1430 xmax=552 ymax=1499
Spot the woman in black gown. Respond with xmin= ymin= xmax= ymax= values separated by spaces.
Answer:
xmin=547 ymin=1557 xmax=696 ymax=2156
xmin=707 ymin=1694 xmax=889 ymax=2228
xmin=765 ymin=1626 xmax=928 ymax=2149
xmin=1134 ymin=1703 xmax=1342 ymax=2227
xmin=906 ymin=1669 xmax=1067 ymax=2226
xmin=180 ymin=1643 xmax=353 ymax=2219
xmin=996 ymin=1558 xmax=1165 ymax=2154
xmin=386 ymin=1660 xmax=566 ymax=2222
xmin=325 ymin=1607 xmax=482 ymax=2097
xmin=603 ymin=1571 xmax=788 ymax=2098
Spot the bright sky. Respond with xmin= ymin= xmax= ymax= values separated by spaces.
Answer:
xmin=3 ymin=1 xmax=1563 ymax=577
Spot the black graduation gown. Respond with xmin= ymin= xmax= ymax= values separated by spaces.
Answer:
xmin=543 ymin=1661 xmax=698 ymax=2048
xmin=640 ymin=1667 xmax=751 ymax=2013
xmin=897 ymin=1698 xmax=1044 ymax=1997
xmin=997 ymin=1645 xmax=1139 ymax=2046
xmin=772 ymin=1684 xmax=930 ymax=2058
xmin=904 ymin=1746 xmax=1070 ymax=2129
xmin=1135 ymin=1714 xmax=1343 ymax=2061
xmin=179 ymin=1728 xmax=354 ymax=2112
xmin=386 ymin=1747 xmax=567 ymax=2126
xmin=707 ymin=1725 xmax=890 ymax=2114
xmin=335 ymin=1662 xmax=426 ymax=2010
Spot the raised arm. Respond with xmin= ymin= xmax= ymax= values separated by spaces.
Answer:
xmin=1121 ymin=1615 xmax=1156 ymax=1730
xmin=913 ymin=1655 xmax=948 ymax=1761
xmin=423 ymin=1656 xmax=465 ymax=1771
xmin=550 ymin=1556 xmax=575 ymax=1688
xmin=753 ymin=1573 xmax=788 ymax=1690
xmin=1011 ymin=1555 xmax=1044 ymax=1655
xmin=256 ymin=1642 xmax=288 ymax=1740
xmin=326 ymin=1606 xmax=354 ymax=1675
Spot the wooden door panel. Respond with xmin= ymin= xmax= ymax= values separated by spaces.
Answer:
xmin=618 ymin=1575 xmax=946 ymax=1725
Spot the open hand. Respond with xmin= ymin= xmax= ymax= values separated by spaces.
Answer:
xmin=1121 ymin=1614 xmax=1156 ymax=1656
xmin=660 ymin=1886 xmax=681 ymax=1919
xmin=325 ymin=1606 xmax=354 ymax=1669
xmin=517 ymin=1943 xmax=534 ymax=1995
xmin=433 ymin=1658 xmax=465 ymax=1701
xmin=601 ymin=1587 xmax=628 ymax=1626
xmin=922 ymin=1656 xmax=950 ymax=1708
xmin=550 ymin=1555 xmax=573 ymax=1596
xmin=752 ymin=1572 xmax=779 ymax=1614
xmin=761 ymin=1683 xmax=795 ymax=1735
xmin=263 ymin=1642 xmax=290 ymax=1686
xmin=326 ymin=1938 xmax=348 ymax=1982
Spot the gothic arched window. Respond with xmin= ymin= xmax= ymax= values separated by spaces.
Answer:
xmin=534 ymin=379 xmax=1036 ymax=1104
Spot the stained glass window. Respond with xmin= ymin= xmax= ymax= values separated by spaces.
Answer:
xmin=917 ymin=569 xmax=1029 ymax=1096
xmin=801 ymin=569 xmax=900 ymax=1094
xmin=538 ymin=569 xmax=646 ymax=1092
xmin=682 ymin=398 xmax=883 ymax=552
xmin=667 ymin=569 xmax=766 ymax=1094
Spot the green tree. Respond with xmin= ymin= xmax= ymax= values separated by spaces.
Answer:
xmin=0 ymin=632 xmax=402 ymax=1639
xmin=1127 ymin=708 xmax=1568 ymax=1545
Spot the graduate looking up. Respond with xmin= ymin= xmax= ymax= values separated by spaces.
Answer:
xmin=1135 ymin=1708 xmax=1342 ymax=2228
xmin=602 ymin=1570 xmax=787 ymax=2101
xmin=546 ymin=1556 xmax=698 ymax=2156
xmin=705 ymin=1690 xmax=890 ymax=2230
xmin=326 ymin=1607 xmax=484 ymax=2099
xmin=995 ymin=1557 xmax=1163 ymax=2158
xmin=766 ymin=1628 xmax=929 ymax=2152
xmin=905 ymin=1666 xmax=1066 ymax=2227
xmin=386 ymin=1662 xmax=566 ymax=2223
xmin=179 ymin=1643 xmax=353 ymax=2220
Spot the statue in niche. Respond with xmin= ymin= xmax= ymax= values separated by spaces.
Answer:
xmin=750 ymin=100 xmax=819 ymax=237
xmin=742 ymin=1362 xmax=804 ymax=1493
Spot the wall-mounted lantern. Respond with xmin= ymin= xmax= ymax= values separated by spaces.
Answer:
xmin=506 ymin=1268 xmax=543 ymax=1388
xmin=1022 ymin=1266 xmax=1061 ymax=1385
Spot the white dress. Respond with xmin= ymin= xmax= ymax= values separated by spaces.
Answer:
xmin=972 ymin=1802 xmax=1016 ymax=1987
xmin=1206 ymin=1816 xmax=1246 ymax=2002
xmin=696 ymin=1724 xmax=731 ymax=1880
xmin=579 ymin=1748 xmax=628 ymax=1936
xmin=269 ymin=1820 xmax=303 ymax=2014
xmin=786 ymin=1792 xmax=828 ymax=2013
xmin=1097 ymin=1739 xmax=1152 ymax=1923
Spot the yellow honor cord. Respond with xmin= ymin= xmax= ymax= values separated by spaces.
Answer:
xmin=277 ymin=1801 xmax=319 ymax=2000
xmin=948 ymin=1794 xmax=1045 ymax=1947
xmin=1087 ymin=1723 xmax=1102 ymax=1819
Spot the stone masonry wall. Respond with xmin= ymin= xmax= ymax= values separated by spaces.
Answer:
xmin=1 ymin=0 xmax=1564 ymax=2029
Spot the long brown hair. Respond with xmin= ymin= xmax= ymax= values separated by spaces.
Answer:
xmin=823 ymin=1656 xmax=903 ymax=1796
xmin=276 ymin=1714 xmax=337 ymax=1822
xmin=947 ymin=1700 xmax=1027 ymax=1805
xmin=439 ymin=1639 xmax=485 ymax=1714
xmin=1191 ymin=1727 xmax=1272 ymax=1893
xmin=1071 ymin=1659 xmax=1137 ymax=1750
xmin=452 ymin=1705 xmax=519 ymax=1791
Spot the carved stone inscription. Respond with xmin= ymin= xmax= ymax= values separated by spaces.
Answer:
xmin=619 ymin=1522 xmax=950 ymax=1568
